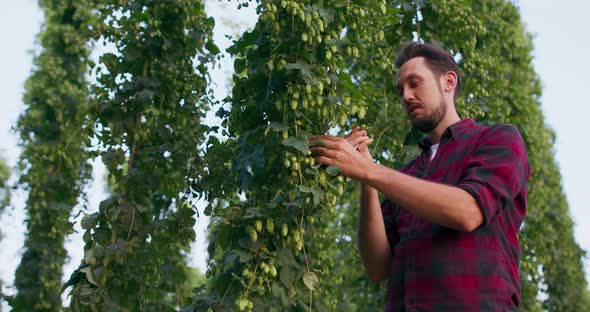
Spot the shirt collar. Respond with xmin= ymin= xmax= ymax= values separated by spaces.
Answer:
xmin=418 ymin=118 xmax=476 ymax=152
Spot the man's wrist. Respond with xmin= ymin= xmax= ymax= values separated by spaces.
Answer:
xmin=361 ymin=183 xmax=377 ymax=196
xmin=361 ymin=161 xmax=380 ymax=186
xmin=361 ymin=163 xmax=379 ymax=194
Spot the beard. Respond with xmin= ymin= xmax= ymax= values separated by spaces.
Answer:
xmin=409 ymin=88 xmax=447 ymax=133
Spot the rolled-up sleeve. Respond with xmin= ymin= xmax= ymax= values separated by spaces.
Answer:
xmin=458 ymin=124 xmax=529 ymax=226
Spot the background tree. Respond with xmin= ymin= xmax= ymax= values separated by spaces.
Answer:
xmin=10 ymin=0 xmax=95 ymax=310
xmin=305 ymin=2 xmax=412 ymax=310
xmin=190 ymin=1 xmax=390 ymax=310
xmin=64 ymin=0 xmax=218 ymax=310
xmin=0 ymin=156 xmax=11 ymax=311
xmin=0 ymin=156 xmax=11 ymax=238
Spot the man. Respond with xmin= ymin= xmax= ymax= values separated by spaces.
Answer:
xmin=310 ymin=42 xmax=530 ymax=311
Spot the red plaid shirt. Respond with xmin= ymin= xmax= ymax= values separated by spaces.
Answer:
xmin=381 ymin=118 xmax=530 ymax=311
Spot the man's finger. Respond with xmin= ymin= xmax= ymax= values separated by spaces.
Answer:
xmin=309 ymin=134 xmax=340 ymax=142
xmin=357 ymin=138 xmax=374 ymax=151
xmin=310 ymin=138 xmax=341 ymax=150
xmin=345 ymin=128 xmax=366 ymax=140
xmin=349 ymin=135 xmax=371 ymax=147
xmin=313 ymin=155 xmax=335 ymax=167
xmin=347 ymin=126 xmax=361 ymax=136
xmin=310 ymin=147 xmax=338 ymax=159
xmin=309 ymin=140 xmax=326 ymax=148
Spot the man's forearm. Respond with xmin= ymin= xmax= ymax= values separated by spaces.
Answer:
xmin=358 ymin=183 xmax=391 ymax=282
xmin=361 ymin=163 xmax=483 ymax=232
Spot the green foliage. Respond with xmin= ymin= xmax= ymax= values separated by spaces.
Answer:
xmin=180 ymin=267 xmax=207 ymax=303
xmin=191 ymin=1 xmax=391 ymax=311
xmin=64 ymin=0 xmax=218 ymax=311
xmin=0 ymin=156 xmax=10 ymax=306
xmin=0 ymin=156 xmax=10 ymax=217
xmin=10 ymin=0 xmax=95 ymax=310
xmin=295 ymin=2 xmax=408 ymax=310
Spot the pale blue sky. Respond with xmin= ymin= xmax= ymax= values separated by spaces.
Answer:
xmin=0 ymin=0 xmax=588 ymax=305
xmin=517 ymin=0 xmax=590 ymax=278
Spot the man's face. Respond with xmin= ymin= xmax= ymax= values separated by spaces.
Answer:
xmin=395 ymin=57 xmax=447 ymax=133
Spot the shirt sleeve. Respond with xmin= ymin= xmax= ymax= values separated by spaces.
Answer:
xmin=457 ymin=124 xmax=529 ymax=227
xmin=381 ymin=199 xmax=400 ymax=252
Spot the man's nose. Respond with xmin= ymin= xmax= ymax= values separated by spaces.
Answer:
xmin=403 ymin=88 xmax=415 ymax=105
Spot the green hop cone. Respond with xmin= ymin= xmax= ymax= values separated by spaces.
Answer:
xmin=294 ymin=237 xmax=303 ymax=252
xmin=269 ymin=264 xmax=277 ymax=277
xmin=358 ymin=106 xmax=367 ymax=119
xmin=266 ymin=218 xmax=275 ymax=234
xmin=246 ymin=226 xmax=258 ymax=242
xmin=337 ymin=183 xmax=344 ymax=196
xmin=343 ymin=97 xmax=351 ymax=106
xmin=261 ymin=262 xmax=269 ymax=274
xmin=319 ymin=171 xmax=327 ymax=187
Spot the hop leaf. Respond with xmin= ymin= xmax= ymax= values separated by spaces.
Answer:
xmin=302 ymin=272 xmax=319 ymax=291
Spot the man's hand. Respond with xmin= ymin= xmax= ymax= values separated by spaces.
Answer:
xmin=309 ymin=128 xmax=374 ymax=181
xmin=346 ymin=126 xmax=373 ymax=161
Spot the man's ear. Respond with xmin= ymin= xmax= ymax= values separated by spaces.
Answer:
xmin=442 ymin=71 xmax=457 ymax=94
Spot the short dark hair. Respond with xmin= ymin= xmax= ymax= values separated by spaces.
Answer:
xmin=395 ymin=42 xmax=462 ymax=101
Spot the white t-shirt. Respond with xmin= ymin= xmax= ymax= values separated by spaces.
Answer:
xmin=430 ymin=143 xmax=439 ymax=161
